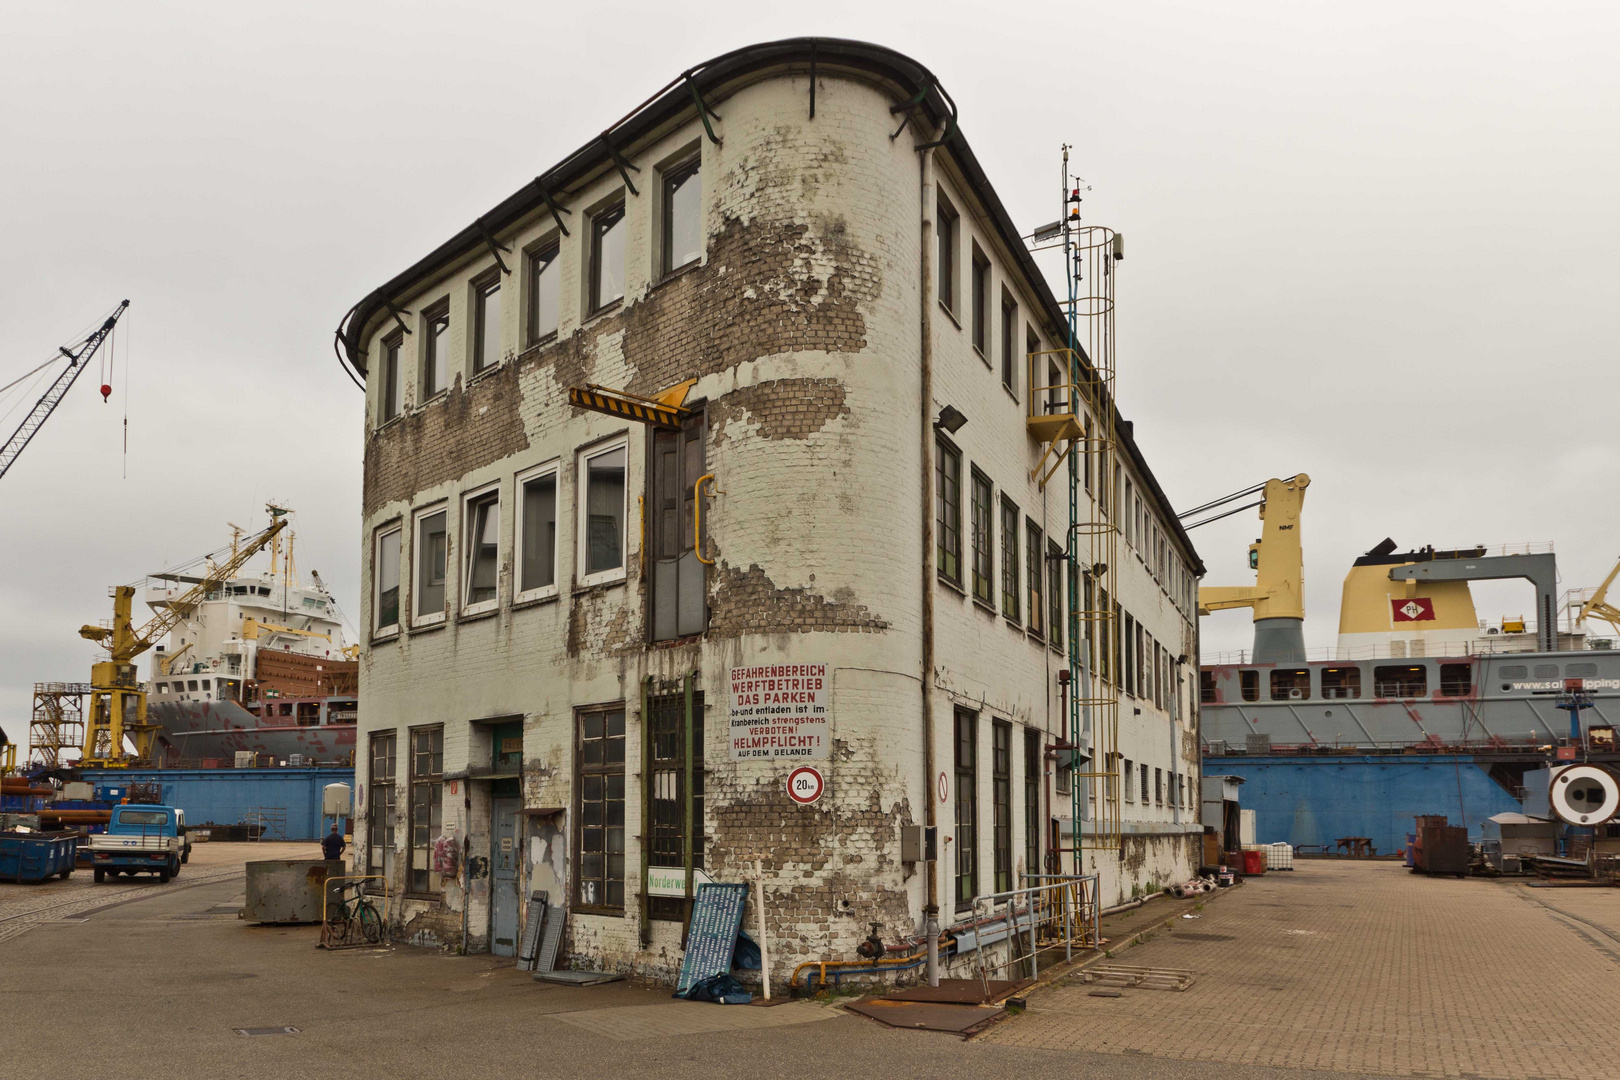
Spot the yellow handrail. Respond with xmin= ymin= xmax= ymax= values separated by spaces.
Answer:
xmin=694 ymin=474 xmax=723 ymax=565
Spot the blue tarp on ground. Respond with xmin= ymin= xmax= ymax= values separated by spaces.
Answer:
xmin=78 ymin=767 xmax=353 ymax=841
xmin=1202 ymin=755 xmax=1523 ymax=855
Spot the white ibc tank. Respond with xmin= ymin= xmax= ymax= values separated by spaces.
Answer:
xmin=322 ymin=783 xmax=352 ymax=817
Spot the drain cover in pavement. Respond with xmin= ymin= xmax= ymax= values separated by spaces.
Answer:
xmin=533 ymin=970 xmax=624 ymax=986
xmin=234 ymin=1027 xmax=300 ymax=1036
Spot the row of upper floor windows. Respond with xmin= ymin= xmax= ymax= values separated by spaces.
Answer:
xmin=373 ymin=149 xmax=703 ymax=427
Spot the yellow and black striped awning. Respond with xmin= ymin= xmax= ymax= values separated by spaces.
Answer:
xmin=568 ymin=381 xmax=694 ymax=429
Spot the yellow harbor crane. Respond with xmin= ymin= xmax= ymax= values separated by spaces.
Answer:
xmin=77 ymin=507 xmax=290 ymax=767
xmin=1579 ymin=557 xmax=1620 ymax=639
xmin=1185 ymin=474 xmax=1311 ymax=663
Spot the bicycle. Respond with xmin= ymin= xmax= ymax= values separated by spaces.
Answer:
xmin=321 ymin=879 xmax=385 ymax=947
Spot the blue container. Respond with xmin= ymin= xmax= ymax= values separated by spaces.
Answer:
xmin=0 ymin=831 xmax=80 ymax=882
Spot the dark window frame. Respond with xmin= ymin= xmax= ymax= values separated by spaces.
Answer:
xmin=999 ymin=291 xmax=1018 ymax=395
xmin=406 ymin=725 xmax=443 ymax=897
xmin=380 ymin=333 xmax=404 ymax=422
xmin=472 ymin=273 xmax=502 ymax=375
xmin=970 ymin=246 xmax=990 ymax=355
xmin=954 ymin=707 xmax=978 ymax=909
xmin=374 ymin=522 xmax=402 ymax=635
xmin=646 ymin=690 xmax=704 ymax=921
xmin=367 ymin=731 xmax=397 ymax=885
xmin=970 ymin=468 xmax=994 ymax=606
xmin=1024 ymin=729 xmax=1041 ymax=877
xmin=937 ymin=194 xmax=958 ymax=312
xmin=1375 ymin=665 xmax=1429 ymax=698
xmin=422 ymin=304 xmax=450 ymax=399
xmin=461 ymin=486 xmax=501 ymax=611
xmin=526 ymin=241 xmax=561 ymax=346
xmin=1270 ymin=668 xmax=1311 ymax=701
xmin=589 ymin=199 xmax=627 ymax=315
xmin=936 ymin=437 xmax=962 ymax=588
xmin=1025 ymin=519 xmax=1044 ymax=641
xmin=575 ymin=704 xmax=627 ymax=913
xmin=1047 ymin=540 xmax=1064 ymax=647
xmin=992 ymin=720 xmax=1012 ymax=893
xmin=660 ymin=156 xmax=702 ymax=278
xmin=1000 ymin=497 xmax=1020 ymax=624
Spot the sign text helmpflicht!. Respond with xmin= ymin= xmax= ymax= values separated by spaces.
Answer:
xmin=728 ymin=662 xmax=829 ymax=761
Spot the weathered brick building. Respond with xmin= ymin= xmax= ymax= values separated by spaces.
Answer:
xmin=337 ymin=38 xmax=1204 ymax=983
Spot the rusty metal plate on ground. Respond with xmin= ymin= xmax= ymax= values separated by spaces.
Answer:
xmin=846 ymin=998 xmax=1004 ymax=1034
xmin=885 ymin=978 xmax=1032 ymax=1004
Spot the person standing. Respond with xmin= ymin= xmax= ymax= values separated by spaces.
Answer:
xmin=321 ymin=823 xmax=346 ymax=862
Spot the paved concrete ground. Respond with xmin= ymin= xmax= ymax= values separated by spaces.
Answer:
xmin=7 ymin=847 xmax=1607 ymax=1080
xmin=987 ymin=860 xmax=1620 ymax=1080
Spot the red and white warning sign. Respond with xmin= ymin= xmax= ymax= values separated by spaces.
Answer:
xmin=1391 ymin=598 xmax=1436 ymax=623
xmin=728 ymin=662 xmax=829 ymax=761
xmin=787 ymin=765 xmax=825 ymax=805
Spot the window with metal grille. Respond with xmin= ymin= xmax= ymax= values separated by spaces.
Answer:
xmin=970 ymin=468 xmax=994 ymax=606
xmin=368 ymin=732 xmax=396 ymax=883
xmin=1024 ymin=729 xmax=1041 ymax=877
xmin=1000 ymin=498 xmax=1020 ymax=624
xmin=647 ymin=690 xmax=704 ymax=921
xmin=576 ymin=706 xmax=626 ymax=911
xmin=992 ymin=720 xmax=1012 ymax=893
xmin=954 ymin=707 xmax=978 ymax=908
xmin=407 ymin=726 xmax=442 ymax=895
xmin=936 ymin=438 xmax=962 ymax=587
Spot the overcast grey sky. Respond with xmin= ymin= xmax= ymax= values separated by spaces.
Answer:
xmin=2 ymin=1 xmax=1617 ymax=743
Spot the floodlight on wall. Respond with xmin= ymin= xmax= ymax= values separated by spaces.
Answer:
xmin=934 ymin=405 xmax=967 ymax=435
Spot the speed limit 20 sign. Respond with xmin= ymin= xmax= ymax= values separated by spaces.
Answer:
xmin=787 ymin=765 xmax=825 ymax=805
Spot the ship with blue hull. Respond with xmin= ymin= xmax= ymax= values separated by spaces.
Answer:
xmin=1192 ymin=477 xmax=1619 ymax=852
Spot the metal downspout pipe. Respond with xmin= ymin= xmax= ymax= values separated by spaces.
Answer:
xmin=919 ymin=123 xmax=943 ymax=987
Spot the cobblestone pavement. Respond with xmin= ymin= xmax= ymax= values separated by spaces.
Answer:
xmin=983 ymin=860 xmax=1620 ymax=1079
xmin=0 ymin=841 xmax=314 ymax=943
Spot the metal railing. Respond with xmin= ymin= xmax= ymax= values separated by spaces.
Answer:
xmin=960 ymin=873 xmax=1100 ymax=991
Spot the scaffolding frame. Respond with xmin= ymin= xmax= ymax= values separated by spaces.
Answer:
xmin=31 ymin=682 xmax=89 ymax=769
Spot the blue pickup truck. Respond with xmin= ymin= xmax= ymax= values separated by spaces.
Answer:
xmin=90 ymin=805 xmax=186 ymax=883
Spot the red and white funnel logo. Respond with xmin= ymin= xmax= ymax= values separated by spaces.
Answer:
xmin=1391 ymin=598 xmax=1436 ymax=622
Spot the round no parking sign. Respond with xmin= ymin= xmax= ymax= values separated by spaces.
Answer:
xmin=787 ymin=766 xmax=824 ymax=805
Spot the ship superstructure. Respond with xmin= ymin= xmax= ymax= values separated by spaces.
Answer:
xmin=143 ymin=527 xmax=357 ymax=765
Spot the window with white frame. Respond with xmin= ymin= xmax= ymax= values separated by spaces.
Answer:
xmin=413 ymin=506 xmax=448 ymax=625
xmin=579 ymin=441 xmax=628 ymax=585
xmin=462 ymin=486 xmax=500 ymax=612
xmin=517 ymin=463 xmax=559 ymax=599
xmin=374 ymin=523 xmax=401 ymax=636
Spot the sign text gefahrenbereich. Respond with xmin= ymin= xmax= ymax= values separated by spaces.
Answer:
xmin=728 ymin=662 xmax=829 ymax=760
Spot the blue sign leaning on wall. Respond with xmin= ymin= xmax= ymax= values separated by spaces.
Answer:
xmin=674 ymin=881 xmax=749 ymax=996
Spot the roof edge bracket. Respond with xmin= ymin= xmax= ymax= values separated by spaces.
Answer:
xmin=685 ymin=75 xmax=722 ymax=146
xmin=532 ymin=179 xmax=573 ymax=237
xmin=600 ymin=133 xmax=641 ymax=197
xmin=475 ymin=218 xmax=512 ymax=276
xmin=383 ymin=301 xmax=413 ymax=336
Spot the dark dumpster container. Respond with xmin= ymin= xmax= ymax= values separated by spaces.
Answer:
xmin=0 ymin=831 xmax=80 ymax=882
xmin=1416 ymin=826 xmax=1469 ymax=876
